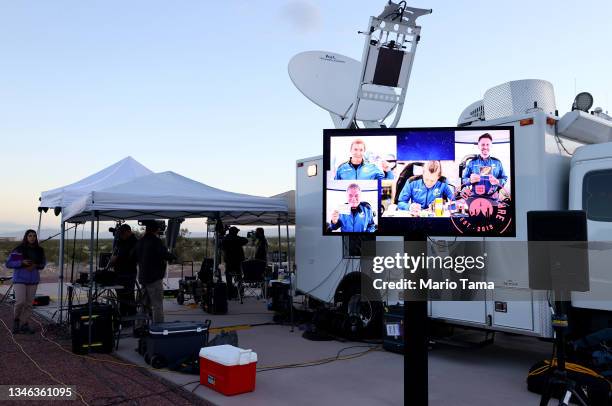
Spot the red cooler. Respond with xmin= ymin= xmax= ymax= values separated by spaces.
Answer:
xmin=199 ymin=345 xmax=257 ymax=396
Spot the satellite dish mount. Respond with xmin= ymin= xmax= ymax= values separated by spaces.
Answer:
xmin=339 ymin=2 xmax=432 ymax=129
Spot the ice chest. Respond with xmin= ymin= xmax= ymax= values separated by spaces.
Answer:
xmin=199 ymin=345 xmax=257 ymax=396
xmin=144 ymin=320 xmax=210 ymax=369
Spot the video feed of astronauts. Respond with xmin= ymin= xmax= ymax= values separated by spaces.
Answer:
xmin=323 ymin=127 xmax=515 ymax=237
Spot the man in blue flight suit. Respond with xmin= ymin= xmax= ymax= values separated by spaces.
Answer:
xmin=328 ymin=183 xmax=377 ymax=232
xmin=461 ymin=133 xmax=508 ymax=196
xmin=397 ymin=161 xmax=455 ymax=211
xmin=334 ymin=139 xmax=384 ymax=180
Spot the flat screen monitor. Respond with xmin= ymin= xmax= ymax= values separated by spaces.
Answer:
xmin=323 ymin=127 xmax=516 ymax=237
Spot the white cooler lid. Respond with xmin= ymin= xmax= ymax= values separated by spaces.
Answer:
xmin=200 ymin=344 xmax=258 ymax=366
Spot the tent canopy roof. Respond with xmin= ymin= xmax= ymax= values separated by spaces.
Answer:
xmin=39 ymin=156 xmax=153 ymax=209
xmin=220 ymin=190 xmax=295 ymax=225
xmin=63 ymin=171 xmax=290 ymax=224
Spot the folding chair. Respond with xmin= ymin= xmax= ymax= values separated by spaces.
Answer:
xmin=238 ymin=260 xmax=266 ymax=303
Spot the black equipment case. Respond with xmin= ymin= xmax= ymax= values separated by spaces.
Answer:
xmin=383 ymin=305 xmax=404 ymax=354
xmin=204 ymin=282 xmax=228 ymax=315
xmin=142 ymin=320 xmax=211 ymax=369
xmin=33 ymin=294 xmax=50 ymax=306
xmin=70 ymin=303 xmax=116 ymax=355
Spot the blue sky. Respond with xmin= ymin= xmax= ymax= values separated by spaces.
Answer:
xmin=1 ymin=0 xmax=611 ymax=231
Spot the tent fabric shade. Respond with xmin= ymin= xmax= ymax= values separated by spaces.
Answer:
xmin=39 ymin=156 xmax=153 ymax=209
xmin=220 ymin=190 xmax=295 ymax=225
xmin=63 ymin=171 xmax=289 ymax=223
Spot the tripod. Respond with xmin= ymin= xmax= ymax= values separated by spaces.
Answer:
xmin=0 ymin=277 xmax=15 ymax=304
xmin=539 ymin=298 xmax=590 ymax=406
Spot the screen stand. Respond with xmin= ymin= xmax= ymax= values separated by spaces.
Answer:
xmin=404 ymin=234 xmax=428 ymax=406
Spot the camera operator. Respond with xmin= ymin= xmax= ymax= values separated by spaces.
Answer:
xmin=131 ymin=221 xmax=174 ymax=323
xmin=221 ymin=226 xmax=248 ymax=299
xmin=110 ymin=224 xmax=138 ymax=320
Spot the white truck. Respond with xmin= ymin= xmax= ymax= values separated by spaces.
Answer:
xmin=291 ymin=2 xmax=612 ymax=339
xmin=295 ymin=79 xmax=612 ymax=338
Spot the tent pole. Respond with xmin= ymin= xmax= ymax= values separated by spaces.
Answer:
xmin=213 ymin=215 xmax=220 ymax=282
xmin=87 ymin=214 xmax=96 ymax=353
xmin=70 ymin=224 xmax=78 ymax=283
xmin=57 ymin=217 xmax=65 ymax=324
xmin=286 ymin=217 xmax=293 ymax=333
xmin=95 ymin=218 xmax=100 ymax=270
xmin=36 ymin=210 xmax=42 ymax=238
xmin=277 ymin=221 xmax=281 ymax=275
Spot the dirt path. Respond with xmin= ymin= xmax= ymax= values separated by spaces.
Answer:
xmin=0 ymin=303 xmax=212 ymax=406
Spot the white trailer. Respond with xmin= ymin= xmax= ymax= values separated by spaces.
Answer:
xmin=295 ymin=80 xmax=612 ymax=338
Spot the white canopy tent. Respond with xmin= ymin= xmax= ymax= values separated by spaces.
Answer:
xmin=63 ymin=171 xmax=288 ymax=222
xmin=39 ymin=156 xmax=153 ymax=210
xmin=56 ymin=171 xmax=290 ymax=324
xmin=37 ymin=157 xmax=154 ymax=324
xmin=220 ymin=190 xmax=294 ymax=226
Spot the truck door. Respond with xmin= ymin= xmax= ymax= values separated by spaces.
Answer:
xmin=570 ymin=160 xmax=612 ymax=311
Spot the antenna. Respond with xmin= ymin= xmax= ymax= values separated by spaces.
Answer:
xmin=288 ymin=2 xmax=431 ymax=129
xmin=288 ymin=51 xmax=398 ymax=127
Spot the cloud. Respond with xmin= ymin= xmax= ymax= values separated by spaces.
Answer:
xmin=280 ymin=0 xmax=321 ymax=34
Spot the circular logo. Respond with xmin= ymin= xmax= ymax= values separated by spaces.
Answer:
xmin=451 ymin=197 xmax=513 ymax=235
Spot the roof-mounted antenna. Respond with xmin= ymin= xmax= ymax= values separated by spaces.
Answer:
xmin=288 ymin=2 xmax=431 ymax=130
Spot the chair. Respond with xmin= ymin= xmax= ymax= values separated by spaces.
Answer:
xmin=236 ymin=260 xmax=266 ymax=304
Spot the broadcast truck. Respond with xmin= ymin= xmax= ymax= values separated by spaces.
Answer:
xmin=295 ymin=79 xmax=612 ymax=339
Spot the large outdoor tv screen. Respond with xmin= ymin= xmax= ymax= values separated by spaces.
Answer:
xmin=323 ymin=127 xmax=516 ymax=237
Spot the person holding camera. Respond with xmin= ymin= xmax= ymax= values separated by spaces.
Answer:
xmin=5 ymin=230 xmax=46 ymax=334
xmin=221 ymin=226 xmax=248 ymax=299
xmin=131 ymin=221 xmax=174 ymax=323
xmin=110 ymin=224 xmax=138 ymax=319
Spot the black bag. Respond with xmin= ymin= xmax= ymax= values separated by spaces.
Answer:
xmin=70 ymin=303 xmax=116 ymax=355
xmin=203 ymin=282 xmax=227 ymax=315
xmin=33 ymin=295 xmax=50 ymax=306
xmin=527 ymin=359 xmax=611 ymax=406
xmin=208 ymin=330 xmax=239 ymax=347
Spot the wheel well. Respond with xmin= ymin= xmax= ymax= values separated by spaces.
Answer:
xmin=334 ymin=272 xmax=382 ymax=305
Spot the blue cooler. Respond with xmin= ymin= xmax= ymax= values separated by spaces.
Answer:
xmin=143 ymin=320 xmax=211 ymax=369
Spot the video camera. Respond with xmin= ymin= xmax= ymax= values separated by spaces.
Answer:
xmin=138 ymin=220 xmax=167 ymax=235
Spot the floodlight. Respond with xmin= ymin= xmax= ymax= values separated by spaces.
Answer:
xmin=572 ymin=92 xmax=593 ymax=112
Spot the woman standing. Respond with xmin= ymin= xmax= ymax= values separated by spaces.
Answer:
xmin=5 ymin=230 xmax=45 ymax=334
xmin=253 ymin=227 xmax=268 ymax=262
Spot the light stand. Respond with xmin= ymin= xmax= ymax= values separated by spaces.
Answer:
xmin=539 ymin=296 xmax=589 ymax=406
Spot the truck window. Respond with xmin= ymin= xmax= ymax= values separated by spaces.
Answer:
xmin=582 ymin=169 xmax=612 ymax=222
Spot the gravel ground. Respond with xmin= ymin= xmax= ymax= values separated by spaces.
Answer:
xmin=0 ymin=303 xmax=212 ymax=406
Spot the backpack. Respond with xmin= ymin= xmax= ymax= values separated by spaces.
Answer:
xmin=527 ymin=359 xmax=611 ymax=406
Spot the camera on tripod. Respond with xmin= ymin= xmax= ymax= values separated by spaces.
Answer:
xmin=138 ymin=220 xmax=167 ymax=236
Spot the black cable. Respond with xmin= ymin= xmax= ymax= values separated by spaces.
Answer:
xmin=38 ymin=224 xmax=78 ymax=244
xmin=257 ymin=344 xmax=379 ymax=373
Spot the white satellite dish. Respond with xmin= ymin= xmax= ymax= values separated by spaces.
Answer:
xmin=288 ymin=51 xmax=397 ymax=122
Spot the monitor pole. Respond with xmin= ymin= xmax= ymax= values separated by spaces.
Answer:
xmin=404 ymin=234 xmax=428 ymax=406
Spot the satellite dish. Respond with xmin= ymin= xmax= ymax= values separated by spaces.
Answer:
xmin=288 ymin=51 xmax=397 ymax=122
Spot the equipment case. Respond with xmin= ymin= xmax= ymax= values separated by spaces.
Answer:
xmin=143 ymin=320 xmax=211 ymax=369
xmin=383 ymin=305 xmax=404 ymax=354
xmin=70 ymin=303 xmax=115 ymax=355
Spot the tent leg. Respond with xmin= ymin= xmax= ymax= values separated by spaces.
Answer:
xmin=70 ymin=225 xmax=78 ymax=283
xmin=57 ymin=219 xmax=65 ymax=324
xmin=36 ymin=210 xmax=42 ymax=239
xmin=286 ymin=219 xmax=293 ymax=332
xmin=87 ymin=216 xmax=95 ymax=353
xmin=277 ymin=222 xmax=281 ymax=274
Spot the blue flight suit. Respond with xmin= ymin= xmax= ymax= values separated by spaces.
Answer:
xmin=397 ymin=179 xmax=455 ymax=210
xmin=335 ymin=160 xmax=384 ymax=180
xmin=462 ymin=156 xmax=507 ymax=195
xmin=327 ymin=202 xmax=376 ymax=233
